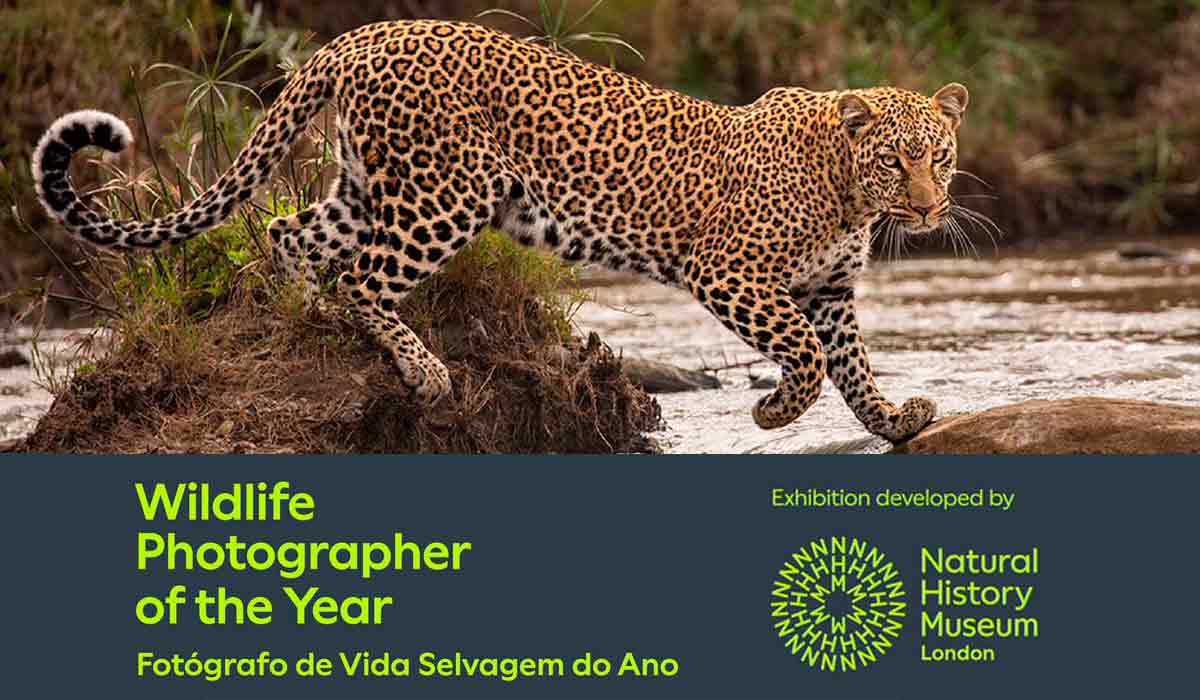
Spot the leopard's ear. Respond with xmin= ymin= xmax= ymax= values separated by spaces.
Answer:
xmin=837 ymin=92 xmax=876 ymax=142
xmin=932 ymin=83 xmax=969 ymax=129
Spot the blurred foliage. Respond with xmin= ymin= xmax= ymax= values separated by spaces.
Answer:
xmin=638 ymin=0 xmax=1200 ymax=240
xmin=5 ymin=0 xmax=1200 ymax=323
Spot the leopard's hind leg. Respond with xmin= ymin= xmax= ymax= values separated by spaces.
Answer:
xmin=268 ymin=170 xmax=370 ymax=306
xmin=335 ymin=131 xmax=511 ymax=406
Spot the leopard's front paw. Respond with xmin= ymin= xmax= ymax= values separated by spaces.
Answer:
xmin=752 ymin=388 xmax=807 ymax=430
xmin=753 ymin=395 xmax=789 ymax=430
xmin=878 ymin=397 xmax=937 ymax=443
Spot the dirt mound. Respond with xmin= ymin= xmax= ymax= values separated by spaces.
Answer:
xmin=19 ymin=310 xmax=659 ymax=454
xmin=16 ymin=232 xmax=661 ymax=454
xmin=892 ymin=398 xmax=1200 ymax=454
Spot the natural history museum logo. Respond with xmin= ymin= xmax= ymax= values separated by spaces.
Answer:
xmin=770 ymin=536 xmax=906 ymax=673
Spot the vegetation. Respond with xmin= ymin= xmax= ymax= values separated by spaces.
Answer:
xmin=478 ymin=0 xmax=645 ymax=63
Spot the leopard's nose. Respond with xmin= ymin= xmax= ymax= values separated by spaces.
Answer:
xmin=911 ymin=202 xmax=935 ymax=218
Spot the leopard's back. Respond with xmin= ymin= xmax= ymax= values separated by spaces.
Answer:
xmin=326 ymin=20 xmax=736 ymax=284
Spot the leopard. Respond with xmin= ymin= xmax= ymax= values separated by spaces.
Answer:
xmin=32 ymin=19 xmax=969 ymax=443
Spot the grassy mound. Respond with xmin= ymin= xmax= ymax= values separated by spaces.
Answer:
xmin=8 ymin=9 xmax=658 ymax=454
xmin=20 ymin=229 xmax=660 ymax=453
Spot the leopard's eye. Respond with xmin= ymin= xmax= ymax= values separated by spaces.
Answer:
xmin=933 ymin=148 xmax=952 ymax=164
xmin=880 ymin=154 xmax=901 ymax=169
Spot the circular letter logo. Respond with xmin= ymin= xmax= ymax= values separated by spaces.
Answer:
xmin=771 ymin=536 xmax=906 ymax=672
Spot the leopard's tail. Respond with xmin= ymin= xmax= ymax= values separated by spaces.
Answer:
xmin=32 ymin=48 xmax=335 ymax=251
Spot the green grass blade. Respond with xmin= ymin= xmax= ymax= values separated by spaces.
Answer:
xmin=475 ymin=8 xmax=541 ymax=31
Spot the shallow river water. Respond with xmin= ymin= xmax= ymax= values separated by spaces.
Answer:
xmin=0 ymin=327 xmax=70 ymax=443
xmin=574 ymin=239 xmax=1200 ymax=453
xmin=3 ymin=239 xmax=1199 ymax=452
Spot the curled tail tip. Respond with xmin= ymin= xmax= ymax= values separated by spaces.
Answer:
xmin=32 ymin=110 xmax=135 ymax=238
xmin=32 ymin=111 xmax=138 ymax=248
xmin=32 ymin=110 xmax=134 ymax=187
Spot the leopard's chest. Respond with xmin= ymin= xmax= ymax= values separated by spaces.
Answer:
xmin=787 ymin=226 xmax=871 ymax=293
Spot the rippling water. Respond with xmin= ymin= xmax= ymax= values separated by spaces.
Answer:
xmin=0 ymin=328 xmax=77 ymax=443
xmin=4 ymin=240 xmax=1199 ymax=451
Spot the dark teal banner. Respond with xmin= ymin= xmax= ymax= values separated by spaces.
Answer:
xmin=2 ymin=456 xmax=1193 ymax=698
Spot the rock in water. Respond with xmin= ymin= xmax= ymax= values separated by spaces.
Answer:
xmin=620 ymin=358 xmax=721 ymax=393
xmin=893 ymin=397 xmax=1200 ymax=454
xmin=0 ymin=349 xmax=29 ymax=369
xmin=749 ymin=373 xmax=779 ymax=389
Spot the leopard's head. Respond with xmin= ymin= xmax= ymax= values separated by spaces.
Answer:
xmin=837 ymin=83 xmax=969 ymax=234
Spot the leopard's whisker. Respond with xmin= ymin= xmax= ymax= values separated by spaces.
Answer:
xmin=873 ymin=216 xmax=899 ymax=264
xmin=950 ymin=203 xmax=1004 ymax=253
xmin=887 ymin=218 xmax=902 ymax=264
xmin=939 ymin=221 xmax=958 ymax=258
xmin=953 ymin=220 xmax=970 ymax=259
xmin=951 ymin=217 xmax=979 ymax=258
xmin=891 ymin=218 xmax=909 ymax=263
xmin=949 ymin=201 xmax=1003 ymax=234
xmin=953 ymin=168 xmax=994 ymax=190
xmin=943 ymin=218 xmax=959 ymax=258
xmin=869 ymin=218 xmax=885 ymax=246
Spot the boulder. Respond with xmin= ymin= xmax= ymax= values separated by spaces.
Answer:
xmin=892 ymin=397 xmax=1200 ymax=454
xmin=621 ymin=358 xmax=720 ymax=393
